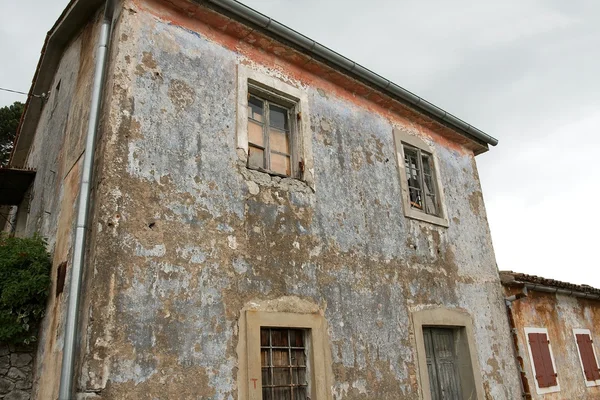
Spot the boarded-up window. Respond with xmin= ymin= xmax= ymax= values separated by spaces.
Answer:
xmin=424 ymin=327 xmax=461 ymax=400
xmin=261 ymin=328 xmax=308 ymax=400
xmin=575 ymin=332 xmax=600 ymax=382
xmin=528 ymin=332 xmax=558 ymax=388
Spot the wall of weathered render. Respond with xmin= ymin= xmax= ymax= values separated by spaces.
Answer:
xmin=0 ymin=343 xmax=35 ymax=400
xmin=19 ymin=11 xmax=104 ymax=400
xmin=506 ymin=287 xmax=600 ymax=399
xmin=77 ymin=0 xmax=521 ymax=398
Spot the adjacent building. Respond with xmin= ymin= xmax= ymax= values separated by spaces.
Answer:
xmin=3 ymin=0 xmax=525 ymax=398
xmin=501 ymin=271 xmax=600 ymax=399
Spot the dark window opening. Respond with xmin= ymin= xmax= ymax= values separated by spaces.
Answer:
xmin=260 ymin=327 xmax=308 ymax=400
xmin=403 ymin=145 xmax=440 ymax=216
xmin=424 ymin=327 xmax=462 ymax=400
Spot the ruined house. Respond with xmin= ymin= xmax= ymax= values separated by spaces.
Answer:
xmin=501 ymin=271 xmax=600 ymax=399
xmin=3 ymin=0 xmax=524 ymax=398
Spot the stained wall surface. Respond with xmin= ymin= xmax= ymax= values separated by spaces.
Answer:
xmin=16 ymin=11 xmax=105 ymax=400
xmin=71 ymin=0 xmax=522 ymax=398
xmin=506 ymin=287 xmax=600 ymax=399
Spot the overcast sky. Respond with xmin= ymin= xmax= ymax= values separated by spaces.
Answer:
xmin=1 ymin=0 xmax=598 ymax=286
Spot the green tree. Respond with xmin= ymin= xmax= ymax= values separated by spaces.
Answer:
xmin=0 ymin=234 xmax=51 ymax=344
xmin=0 ymin=101 xmax=25 ymax=166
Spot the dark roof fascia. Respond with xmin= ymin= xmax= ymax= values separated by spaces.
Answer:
xmin=0 ymin=168 xmax=36 ymax=205
xmin=202 ymin=0 xmax=498 ymax=152
xmin=500 ymin=270 xmax=600 ymax=298
xmin=9 ymin=0 xmax=105 ymax=168
xmin=11 ymin=0 xmax=498 ymax=166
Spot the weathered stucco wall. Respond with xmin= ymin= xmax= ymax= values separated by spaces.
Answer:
xmin=76 ymin=0 xmax=521 ymax=398
xmin=506 ymin=287 xmax=600 ymax=399
xmin=18 ymin=10 xmax=104 ymax=400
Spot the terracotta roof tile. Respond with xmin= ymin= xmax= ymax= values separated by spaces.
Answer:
xmin=500 ymin=270 xmax=600 ymax=296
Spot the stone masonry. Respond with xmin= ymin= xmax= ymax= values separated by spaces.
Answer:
xmin=0 ymin=344 xmax=34 ymax=400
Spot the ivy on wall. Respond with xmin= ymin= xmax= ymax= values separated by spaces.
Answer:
xmin=0 ymin=234 xmax=51 ymax=344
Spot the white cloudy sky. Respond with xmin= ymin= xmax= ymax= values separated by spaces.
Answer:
xmin=1 ymin=0 xmax=599 ymax=286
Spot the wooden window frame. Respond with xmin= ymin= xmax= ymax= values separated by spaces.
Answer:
xmin=393 ymin=129 xmax=448 ymax=227
xmin=247 ymin=87 xmax=297 ymax=178
xmin=412 ymin=308 xmax=484 ymax=400
xmin=524 ymin=327 xmax=560 ymax=395
xmin=260 ymin=327 xmax=310 ymax=399
xmin=242 ymin=310 xmax=330 ymax=400
xmin=236 ymin=65 xmax=315 ymax=190
xmin=573 ymin=328 xmax=600 ymax=387
xmin=423 ymin=327 xmax=463 ymax=398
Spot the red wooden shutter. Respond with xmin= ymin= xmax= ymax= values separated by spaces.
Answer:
xmin=576 ymin=333 xmax=600 ymax=382
xmin=528 ymin=332 xmax=557 ymax=388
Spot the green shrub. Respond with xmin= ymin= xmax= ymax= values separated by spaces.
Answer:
xmin=0 ymin=234 xmax=52 ymax=344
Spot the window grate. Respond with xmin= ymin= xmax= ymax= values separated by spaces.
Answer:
xmin=261 ymin=328 xmax=308 ymax=400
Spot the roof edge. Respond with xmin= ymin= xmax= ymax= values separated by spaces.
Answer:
xmin=9 ymin=0 xmax=106 ymax=168
xmin=500 ymin=270 xmax=600 ymax=298
xmin=203 ymin=0 xmax=498 ymax=150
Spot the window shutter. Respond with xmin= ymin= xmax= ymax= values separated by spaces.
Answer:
xmin=528 ymin=332 xmax=557 ymax=388
xmin=576 ymin=333 xmax=600 ymax=382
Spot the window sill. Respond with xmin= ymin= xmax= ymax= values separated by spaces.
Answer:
xmin=404 ymin=208 xmax=449 ymax=227
xmin=240 ymin=163 xmax=314 ymax=194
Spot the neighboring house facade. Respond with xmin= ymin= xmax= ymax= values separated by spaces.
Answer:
xmin=501 ymin=271 xmax=600 ymax=399
xmin=4 ymin=0 xmax=523 ymax=398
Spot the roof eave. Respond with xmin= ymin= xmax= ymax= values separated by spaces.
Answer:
xmin=202 ymin=0 xmax=498 ymax=152
xmin=9 ymin=0 xmax=105 ymax=168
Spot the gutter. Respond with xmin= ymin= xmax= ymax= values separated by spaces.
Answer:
xmin=58 ymin=1 xmax=115 ymax=398
xmin=523 ymin=283 xmax=600 ymax=300
xmin=204 ymin=0 xmax=498 ymax=148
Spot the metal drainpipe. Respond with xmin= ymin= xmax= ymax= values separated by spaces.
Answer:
xmin=58 ymin=1 xmax=114 ymax=398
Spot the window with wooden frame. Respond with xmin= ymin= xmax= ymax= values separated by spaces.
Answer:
xmin=236 ymin=65 xmax=315 ymax=189
xmin=403 ymin=145 xmax=440 ymax=216
xmin=412 ymin=308 xmax=484 ymax=400
xmin=260 ymin=328 xmax=309 ymax=400
xmin=393 ymin=129 xmax=448 ymax=227
xmin=247 ymin=87 xmax=296 ymax=177
xmin=524 ymin=327 xmax=560 ymax=394
xmin=423 ymin=327 xmax=462 ymax=399
xmin=573 ymin=329 xmax=600 ymax=387
xmin=241 ymin=310 xmax=331 ymax=400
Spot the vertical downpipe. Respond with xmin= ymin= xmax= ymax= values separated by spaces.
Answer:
xmin=58 ymin=1 xmax=114 ymax=399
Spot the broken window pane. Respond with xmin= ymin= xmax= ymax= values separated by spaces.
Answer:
xmin=409 ymin=188 xmax=423 ymax=210
xmin=270 ymin=129 xmax=290 ymax=155
xmin=271 ymin=153 xmax=291 ymax=176
xmin=248 ymin=146 xmax=264 ymax=170
xmin=403 ymin=145 xmax=440 ymax=216
xmin=269 ymin=104 xmax=289 ymax=131
xmin=249 ymin=96 xmax=264 ymax=122
xmin=248 ymin=120 xmax=264 ymax=146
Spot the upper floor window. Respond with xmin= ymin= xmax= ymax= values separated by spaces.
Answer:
xmin=573 ymin=328 xmax=600 ymax=387
xmin=393 ymin=129 xmax=448 ymax=227
xmin=247 ymin=90 xmax=294 ymax=177
xmin=524 ymin=327 xmax=560 ymax=395
xmin=236 ymin=65 xmax=315 ymax=190
xmin=403 ymin=145 xmax=439 ymax=216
